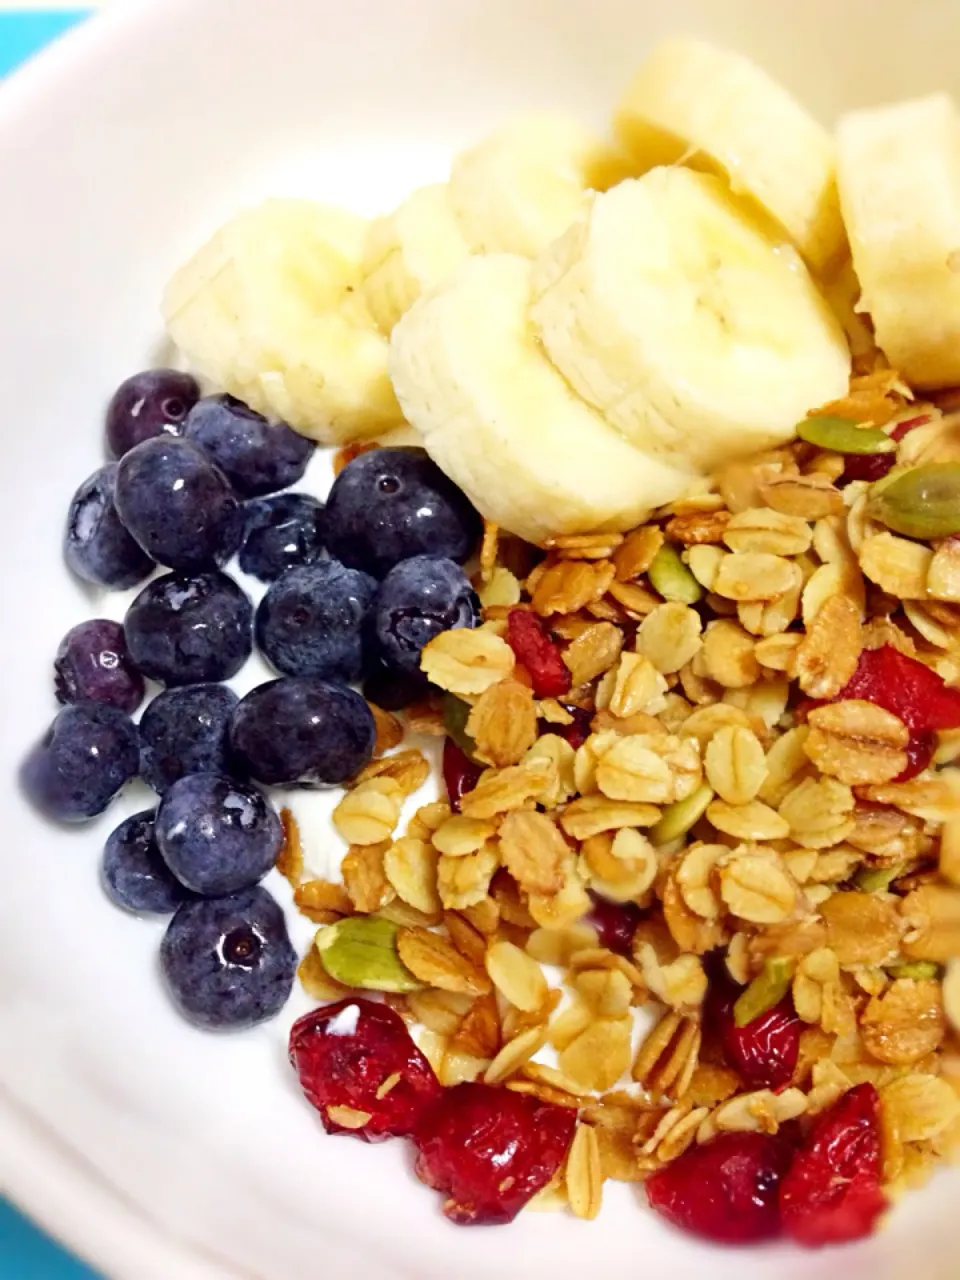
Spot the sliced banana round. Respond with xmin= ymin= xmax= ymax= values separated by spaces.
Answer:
xmin=530 ymin=168 xmax=851 ymax=471
xmin=389 ymin=254 xmax=697 ymax=543
xmin=448 ymin=114 xmax=633 ymax=258
xmin=837 ymin=94 xmax=960 ymax=390
xmin=361 ymin=183 xmax=472 ymax=334
xmin=162 ymin=199 xmax=403 ymax=443
xmin=613 ymin=38 xmax=845 ymax=274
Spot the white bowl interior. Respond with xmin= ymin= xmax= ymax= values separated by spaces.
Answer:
xmin=1 ymin=2 xmax=959 ymax=1277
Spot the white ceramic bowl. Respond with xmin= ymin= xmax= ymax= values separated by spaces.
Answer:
xmin=1 ymin=1 xmax=959 ymax=1276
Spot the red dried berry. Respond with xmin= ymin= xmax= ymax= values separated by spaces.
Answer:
xmin=646 ymin=1131 xmax=794 ymax=1244
xmin=840 ymin=644 xmax=960 ymax=734
xmin=841 ymin=415 xmax=929 ymax=484
xmin=413 ymin=1081 xmax=576 ymax=1225
xmin=780 ymin=1082 xmax=887 ymax=1247
xmin=289 ymin=998 xmax=442 ymax=1142
xmin=443 ymin=737 xmax=483 ymax=813
xmin=898 ymin=732 xmax=935 ymax=781
xmin=587 ymin=892 xmax=642 ymax=957
xmin=711 ymin=981 xmax=801 ymax=1091
xmin=506 ymin=609 xmax=571 ymax=699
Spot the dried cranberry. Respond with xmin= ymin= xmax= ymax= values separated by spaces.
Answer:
xmin=289 ymin=998 xmax=442 ymax=1142
xmin=780 ymin=1082 xmax=887 ymax=1247
xmin=898 ymin=732 xmax=935 ymax=781
xmin=505 ymin=610 xmax=571 ymax=699
xmin=711 ymin=981 xmax=801 ymax=1091
xmin=414 ymin=1082 xmax=576 ymax=1224
xmin=443 ymin=738 xmax=484 ymax=813
xmin=840 ymin=644 xmax=960 ymax=734
xmin=646 ymin=1131 xmax=794 ymax=1244
xmin=841 ymin=415 xmax=929 ymax=484
xmin=587 ymin=892 xmax=642 ymax=956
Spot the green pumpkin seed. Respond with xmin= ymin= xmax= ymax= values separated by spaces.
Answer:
xmin=442 ymin=693 xmax=481 ymax=763
xmin=797 ymin=415 xmax=896 ymax=455
xmin=650 ymin=784 xmax=714 ymax=846
xmin=733 ymin=956 xmax=795 ymax=1027
xmin=887 ymin=960 xmax=940 ymax=981
xmin=868 ymin=463 xmax=960 ymax=538
xmin=854 ymin=863 xmax=903 ymax=893
xmin=315 ymin=915 xmax=423 ymax=992
xmin=648 ymin=544 xmax=703 ymax=605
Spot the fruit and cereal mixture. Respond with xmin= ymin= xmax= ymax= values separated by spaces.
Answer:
xmin=286 ymin=372 xmax=960 ymax=1244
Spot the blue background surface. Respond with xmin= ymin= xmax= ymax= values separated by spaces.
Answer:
xmin=1 ymin=13 xmax=102 ymax=1274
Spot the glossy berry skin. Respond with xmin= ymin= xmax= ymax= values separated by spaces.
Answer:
xmin=155 ymin=772 xmax=282 ymax=897
xmin=780 ymin=1083 xmax=886 ymax=1247
xmin=184 ymin=394 xmax=313 ymax=498
xmin=372 ymin=555 xmax=479 ymax=677
xmin=22 ymin=704 xmax=139 ymax=822
xmin=839 ymin=643 xmax=960 ymax=734
xmin=506 ymin=610 xmax=571 ymax=699
xmin=363 ymin=660 xmax=430 ymax=712
xmin=587 ymin=893 xmax=642 ymax=957
xmin=230 ymin=677 xmax=375 ymax=787
xmin=160 ymin=886 xmax=296 ymax=1030
xmin=255 ymin=561 xmax=377 ymax=681
xmin=114 ymin=436 xmax=243 ymax=572
xmin=64 ymin=463 xmax=155 ymax=589
xmin=102 ymin=810 xmax=191 ymax=914
xmin=124 ymin=571 xmax=253 ymax=686
xmin=414 ymin=1082 xmax=577 ymax=1225
xmin=289 ymin=999 xmax=442 ymax=1142
xmin=713 ymin=982 xmax=801 ymax=1091
xmin=647 ymin=1131 xmax=794 ymax=1244
xmin=324 ymin=447 xmax=481 ymax=578
xmin=138 ymin=683 xmax=238 ymax=793
xmin=106 ymin=369 xmax=199 ymax=457
xmin=442 ymin=738 xmax=484 ymax=813
xmin=238 ymin=493 xmax=326 ymax=583
xmin=54 ymin=619 xmax=144 ymax=714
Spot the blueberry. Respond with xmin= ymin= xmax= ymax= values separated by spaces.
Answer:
xmin=238 ymin=493 xmax=326 ymax=583
xmin=160 ymin=886 xmax=296 ymax=1030
xmin=323 ymin=447 xmax=481 ymax=577
xmin=102 ymin=810 xmax=191 ymax=913
xmin=230 ymin=677 xmax=375 ymax=787
xmin=114 ymin=437 xmax=243 ymax=572
xmin=64 ymin=463 xmax=155 ymax=589
xmin=124 ymin=570 xmax=253 ymax=686
xmin=362 ymin=659 xmax=430 ymax=711
xmin=22 ymin=703 xmax=139 ymax=822
xmin=155 ymin=773 xmax=282 ymax=896
xmin=54 ymin=619 xmax=145 ymax=714
xmin=372 ymin=555 xmax=479 ymax=677
xmin=139 ymin=684 xmax=238 ymax=793
xmin=255 ymin=561 xmax=377 ymax=681
xmin=106 ymin=369 xmax=200 ymax=458
xmin=184 ymin=394 xmax=314 ymax=498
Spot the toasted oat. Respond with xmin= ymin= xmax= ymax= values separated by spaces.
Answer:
xmin=293 ymin=878 xmax=353 ymax=922
xmin=466 ymin=678 xmax=538 ymax=767
xmin=437 ymin=845 xmax=500 ymax=910
xmin=794 ymin=593 xmax=864 ymax=699
xmin=564 ymin=622 xmax=624 ymax=687
xmin=420 ymin=627 xmax=516 ymax=696
xmin=558 ymin=1017 xmax=634 ymax=1092
xmin=719 ymin=848 xmax=797 ymax=924
xmin=664 ymin=509 xmax=731 ymax=545
xmin=723 ymin=508 xmax=813 ymax=557
xmin=458 ymin=760 xmax=553 ymax=819
xmin=531 ymin=559 xmax=616 ymax=616
xmin=713 ymin=552 xmax=800 ymax=602
xmin=341 ymin=842 xmax=395 ymax=913
xmin=567 ymin=1124 xmax=604 ymax=1220
xmin=704 ymin=725 xmax=767 ymax=805
xmin=397 ymin=926 xmax=491 ymax=995
xmin=498 ymin=809 xmax=567 ymax=895
xmin=276 ymin=808 xmax=304 ymax=888
xmin=333 ymin=778 xmax=404 ymax=845
xmin=614 ymin=526 xmax=665 ymax=579
xmin=860 ymin=533 xmax=932 ymax=599
xmin=804 ymin=700 xmax=909 ymax=786
xmin=636 ymin=604 xmax=703 ymax=674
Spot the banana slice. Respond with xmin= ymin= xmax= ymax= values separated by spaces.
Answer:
xmin=614 ymin=39 xmax=845 ymax=274
xmin=448 ymin=114 xmax=633 ymax=258
xmin=530 ymin=168 xmax=851 ymax=471
xmin=837 ymin=94 xmax=960 ymax=390
xmin=389 ymin=254 xmax=696 ymax=543
xmin=361 ymin=183 xmax=472 ymax=334
xmin=162 ymin=199 xmax=403 ymax=443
